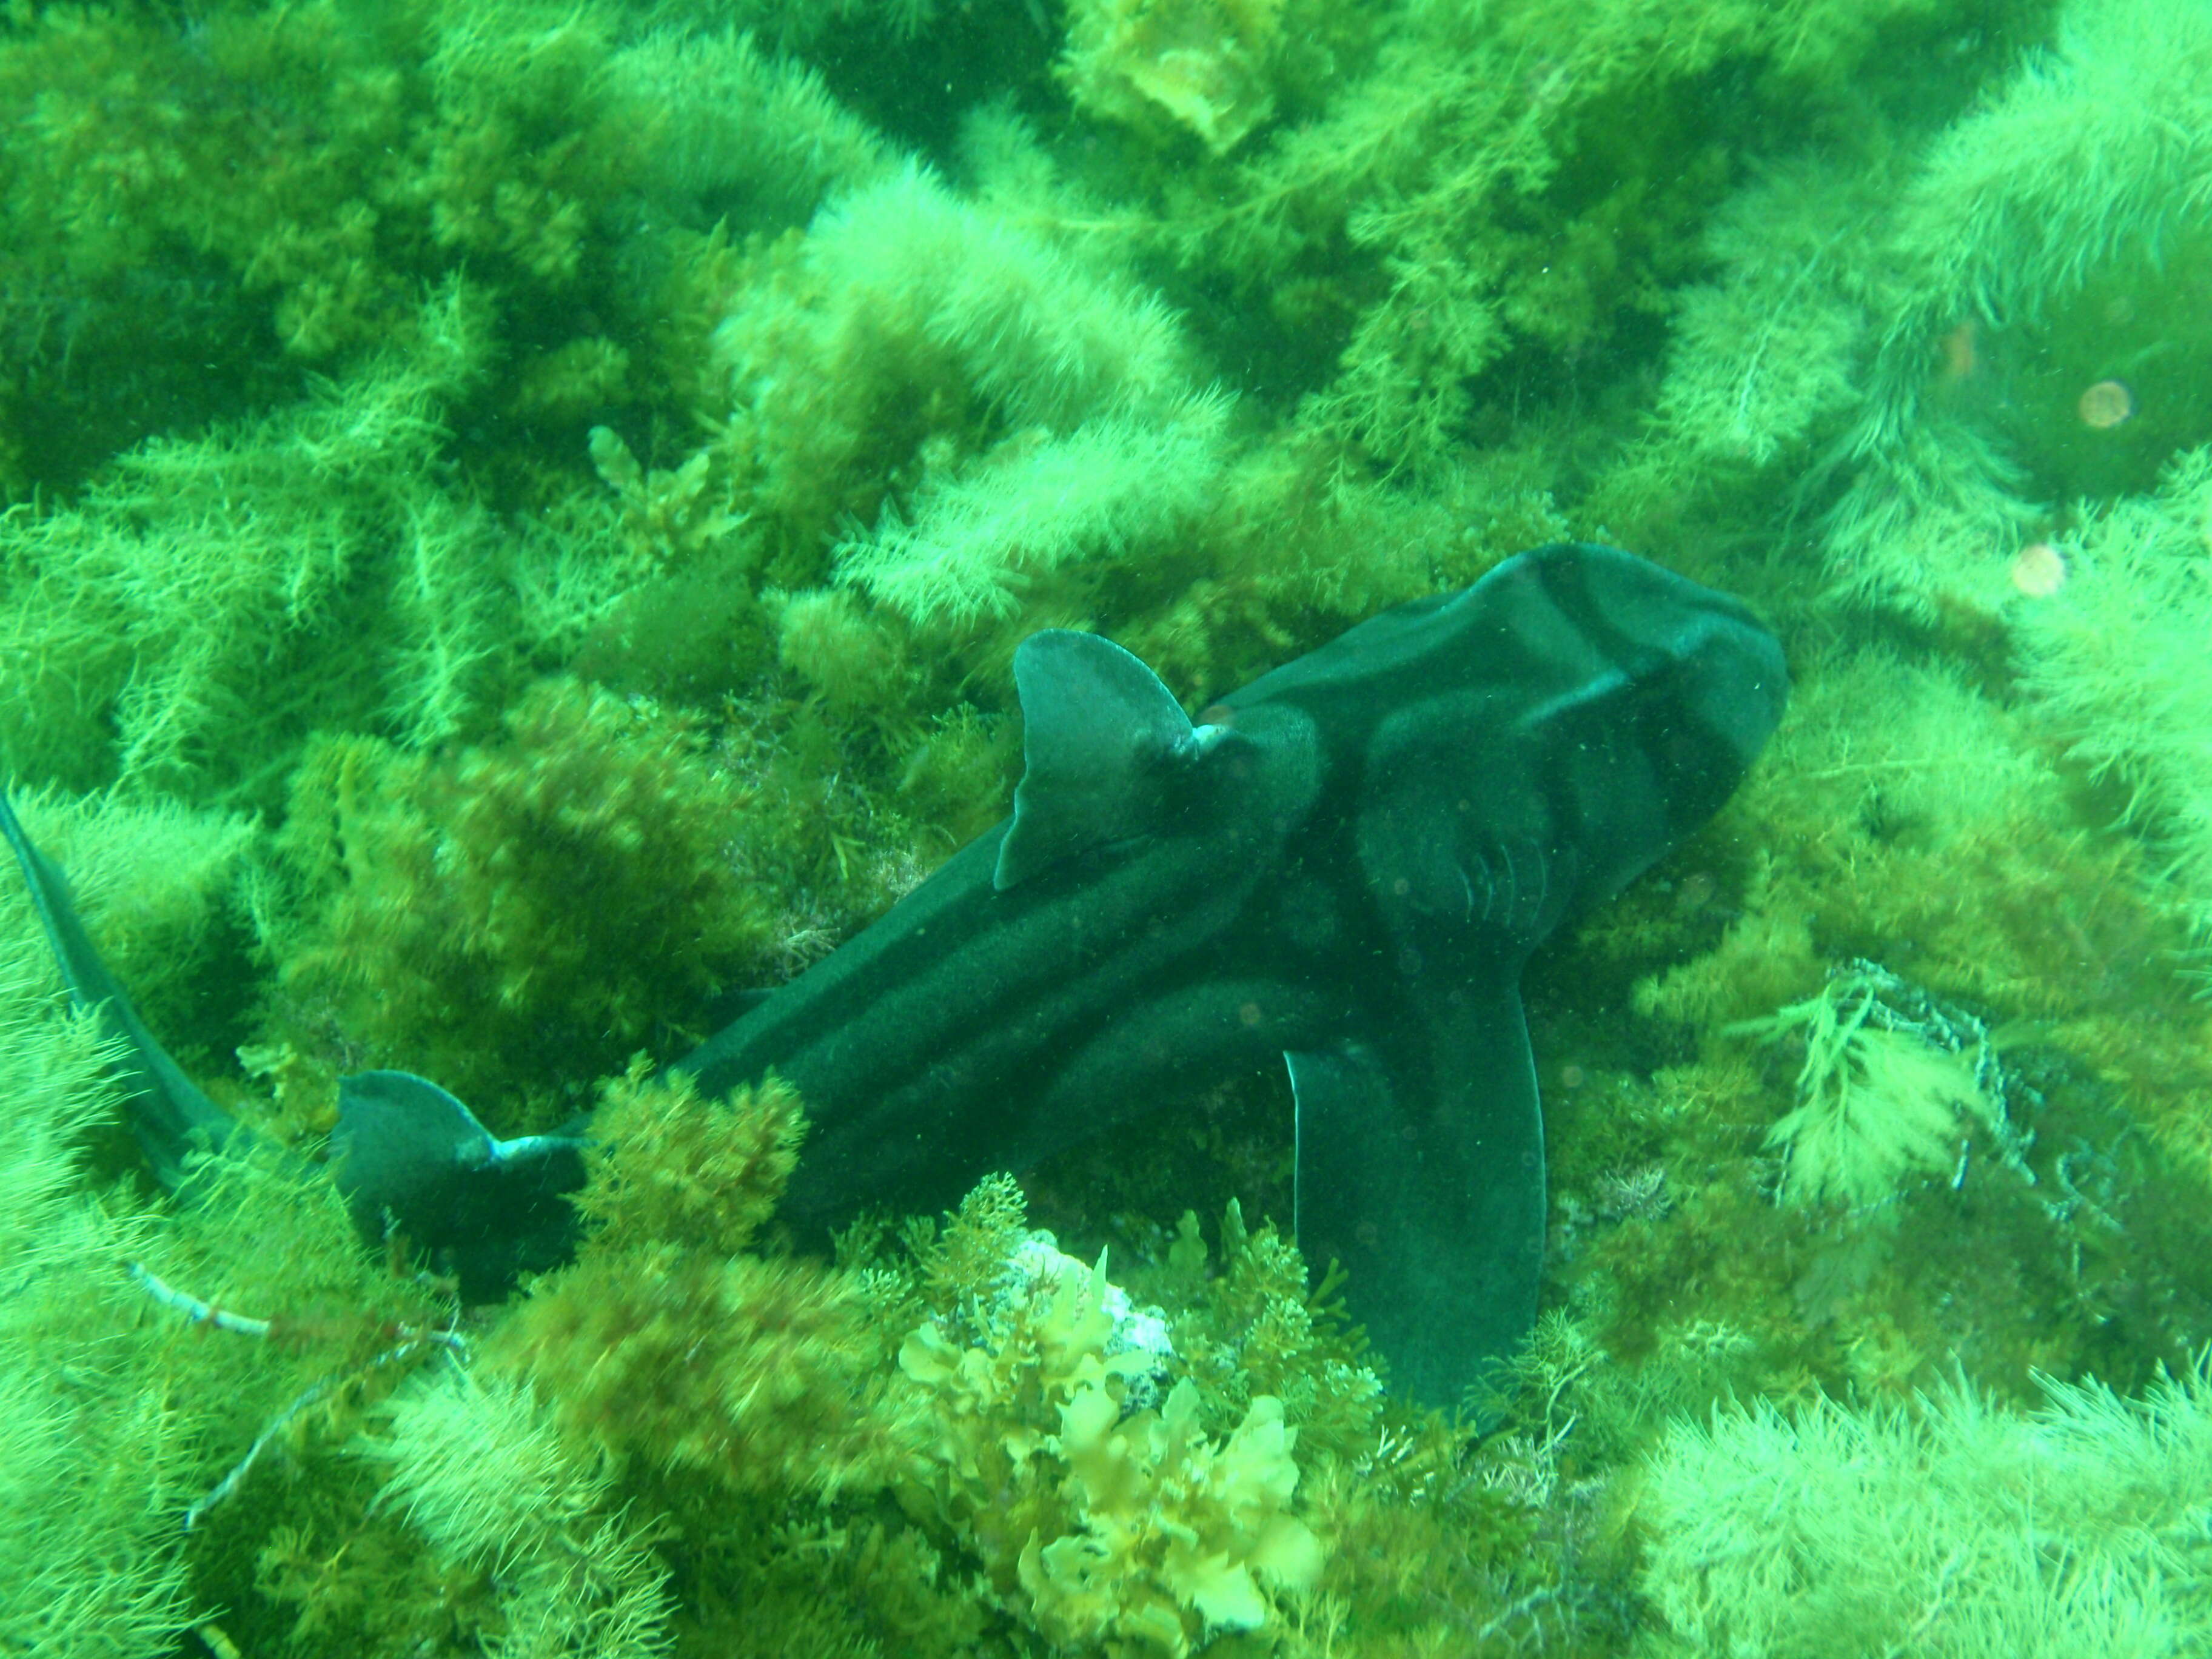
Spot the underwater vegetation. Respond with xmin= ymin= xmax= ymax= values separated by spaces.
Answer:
xmin=1639 ymin=1361 xmax=2212 ymax=1655
xmin=8 ymin=0 xmax=2212 ymax=1651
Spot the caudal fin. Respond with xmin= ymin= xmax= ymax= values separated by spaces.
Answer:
xmin=0 ymin=786 xmax=241 ymax=1187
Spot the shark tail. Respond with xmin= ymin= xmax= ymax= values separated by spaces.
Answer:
xmin=0 ymin=786 xmax=242 ymax=1188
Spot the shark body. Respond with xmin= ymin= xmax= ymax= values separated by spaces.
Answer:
xmin=2 ymin=542 xmax=1786 ymax=1404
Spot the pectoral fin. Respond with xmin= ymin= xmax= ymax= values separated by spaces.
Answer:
xmin=1287 ymin=977 xmax=1544 ymax=1409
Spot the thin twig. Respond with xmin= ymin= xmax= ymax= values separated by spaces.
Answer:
xmin=126 ymin=1259 xmax=273 ymax=1338
xmin=126 ymin=1259 xmax=469 ymax=1527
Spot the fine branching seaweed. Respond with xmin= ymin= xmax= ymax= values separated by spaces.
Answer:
xmin=8 ymin=0 xmax=2212 ymax=1650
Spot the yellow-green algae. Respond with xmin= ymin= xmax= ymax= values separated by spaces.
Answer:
xmin=9 ymin=0 xmax=2212 ymax=1652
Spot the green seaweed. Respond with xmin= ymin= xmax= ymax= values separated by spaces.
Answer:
xmin=9 ymin=0 xmax=2212 ymax=1650
xmin=266 ymin=678 xmax=778 ymax=1122
xmin=1639 ymin=1362 xmax=2212 ymax=1656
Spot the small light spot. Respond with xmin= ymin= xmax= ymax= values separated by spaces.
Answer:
xmin=1937 ymin=321 xmax=1977 ymax=381
xmin=2011 ymin=541 xmax=2068 ymax=598
xmin=2077 ymin=379 xmax=2134 ymax=429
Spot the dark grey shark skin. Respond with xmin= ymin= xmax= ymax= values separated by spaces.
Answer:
xmin=676 ymin=540 xmax=1787 ymax=1401
xmin=0 ymin=541 xmax=1786 ymax=1407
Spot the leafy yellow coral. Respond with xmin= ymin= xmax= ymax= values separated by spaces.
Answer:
xmin=897 ymin=1232 xmax=1145 ymax=1506
xmin=897 ymin=1185 xmax=1326 ymax=1654
xmin=1061 ymin=0 xmax=1290 ymax=155
xmin=1021 ymin=1378 xmax=1324 ymax=1655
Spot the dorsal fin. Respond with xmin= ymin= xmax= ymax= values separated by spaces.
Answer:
xmin=994 ymin=630 xmax=1221 ymax=890
xmin=332 ymin=1070 xmax=588 ymax=1294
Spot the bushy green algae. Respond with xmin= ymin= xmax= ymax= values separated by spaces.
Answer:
xmin=266 ymin=680 xmax=780 ymax=1125
xmin=11 ymin=0 xmax=2212 ymax=1652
